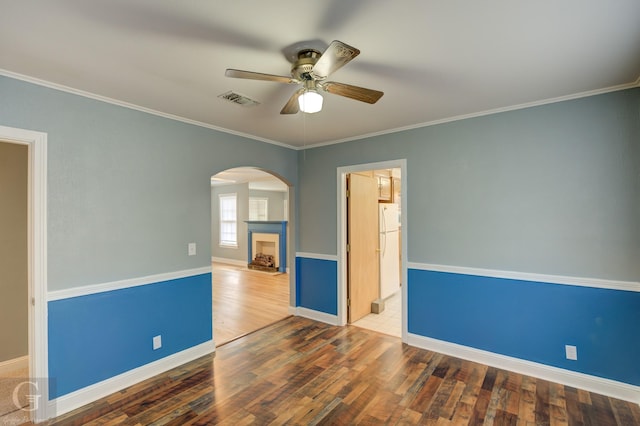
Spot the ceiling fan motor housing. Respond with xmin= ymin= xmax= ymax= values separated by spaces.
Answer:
xmin=292 ymin=49 xmax=322 ymax=81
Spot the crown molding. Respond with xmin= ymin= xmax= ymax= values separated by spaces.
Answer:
xmin=301 ymin=78 xmax=640 ymax=150
xmin=3 ymin=69 xmax=638 ymax=152
xmin=0 ymin=69 xmax=294 ymax=150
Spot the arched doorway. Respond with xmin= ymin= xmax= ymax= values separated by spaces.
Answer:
xmin=210 ymin=167 xmax=293 ymax=345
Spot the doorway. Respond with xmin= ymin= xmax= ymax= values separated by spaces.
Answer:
xmin=338 ymin=160 xmax=407 ymax=340
xmin=0 ymin=126 xmax=48 ymax=423
xmin=0 ymin=141 xmax=29 ymax=424
xmin=210 ymin=167 xmax=293 ymax=345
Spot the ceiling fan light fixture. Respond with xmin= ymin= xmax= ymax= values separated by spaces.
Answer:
xmin=225 ymin=40 xmax=381 ymax=115
xmin=298 ymin=90 xmax=323 ymax=113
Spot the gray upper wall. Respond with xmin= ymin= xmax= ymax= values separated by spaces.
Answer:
xmin=297 ymin=88 xmax=640 ymax=282
xmin=2 ymin=74 xmax=638 ymax=286
xmin=0 ymin=76 xmax=297 ymax=291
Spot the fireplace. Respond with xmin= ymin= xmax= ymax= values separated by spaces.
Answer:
xmin=250 ymin=232 xmax=279 ymax=272
xmin=245 ymin=221 xmax=287 ymax=273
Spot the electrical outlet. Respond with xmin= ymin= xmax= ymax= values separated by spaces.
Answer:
xmin=565 ymin=344 xmax=577 ymax=360
xmin=153 ymin=335 xmax=162 ymax=350
xmin=188 ymin=243 xmax=196 ymax=256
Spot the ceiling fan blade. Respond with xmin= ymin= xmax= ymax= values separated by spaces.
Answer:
xmin=280 ymin=89 xmax=304 ymax=114
xmin=311 ymin=40 xmax=360 ymax=79
xmin=321 ymin=81 xmax=384 ymax=104
xmin=225 ymin=69 xmax=297 ymax=84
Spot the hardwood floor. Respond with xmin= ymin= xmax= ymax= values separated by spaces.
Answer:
xmin=45 ymin=317 xmax=640 ymax=425
xmin=212 ymin=262 xmax=290 ymax=345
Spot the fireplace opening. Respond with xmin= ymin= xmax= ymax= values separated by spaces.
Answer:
xmin=245 ymin=222 xmax=287 ymax=273
xmin=249 ymin=232 xmax=279 ymax=272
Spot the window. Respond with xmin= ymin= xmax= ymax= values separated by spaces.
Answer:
xmin=219 ymin=193 xmax=237 ymax=247
xmin=249 ymin=197 xmax=268 ymax=221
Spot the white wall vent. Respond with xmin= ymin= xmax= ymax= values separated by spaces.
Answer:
xmin=218 ymin=91 xmax=260 ymax=107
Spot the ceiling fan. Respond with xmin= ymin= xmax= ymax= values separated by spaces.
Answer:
xmin=225 ymin=40 xmax=384 ymax=114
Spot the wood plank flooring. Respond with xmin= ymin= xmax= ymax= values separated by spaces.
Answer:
xmin=44 ymin=317 xmax=640 ymax=425
xmin=212 ymin=262 xmax=290 ymax=345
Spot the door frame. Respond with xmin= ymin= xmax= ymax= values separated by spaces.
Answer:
xmin=0 ymin=125 xmax=49 ymax=422
xmin=336 ymin=159 xmax=407 ymax=341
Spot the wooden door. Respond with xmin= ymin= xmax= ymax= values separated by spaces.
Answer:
xmin=347 ymin=173 xmax=380 ymax=323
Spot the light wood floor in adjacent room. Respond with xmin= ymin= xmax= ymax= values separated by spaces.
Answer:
xmin=212 ymin=262 xmax=290 ymax=346
xmin=45 ymin=316 xmax=640 ymax=425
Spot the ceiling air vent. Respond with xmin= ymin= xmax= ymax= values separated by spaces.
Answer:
xmin=218 ymin=91 xmax=260 ymax=107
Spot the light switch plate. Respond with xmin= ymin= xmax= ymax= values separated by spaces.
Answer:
xmin=153 ymin=335 xmax=162 ymax=350
xmin=188 ymin=243 xmax=196 ymax=256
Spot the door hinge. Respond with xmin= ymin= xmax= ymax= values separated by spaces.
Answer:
xmin=346 ymin=189 xmax=350 ymax=197
xmin=31 ymin=297 xmax=35 ymax=306
xmin=347 ymin=298 xmax=351 ymax=307
xmin=346 ymin=244 xmax=350 ymax=252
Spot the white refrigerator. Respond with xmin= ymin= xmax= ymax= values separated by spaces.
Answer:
xmin=379 ymin=203 xmax=400 ymax=299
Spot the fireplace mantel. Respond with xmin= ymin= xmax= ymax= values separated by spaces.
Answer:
xmin=245 ymin=221 xmax=287 ymax=272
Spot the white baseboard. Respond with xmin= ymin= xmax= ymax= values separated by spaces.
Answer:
xmin=48 ymin=340 xmax=215 ymax=419
xmin=294 ymin=307 xmax=339 ymax=326
xmin=211 ymin=257 xmax=247 ymax=267
xmin=0 ymin=355 xmax=28 ymax=375
xmin=407 ymin=333 xmax=640 ymax=405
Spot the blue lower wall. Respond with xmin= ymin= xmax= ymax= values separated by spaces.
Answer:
xmin=408 ymin=269 xmax=640 ymax=386
xmin=48 ymin=273 xmax=212 ymax=398
xmin=296 ymin=257 xmax=337 ymax=315
xmin=290 ymin=257 xmax=640 ymax=387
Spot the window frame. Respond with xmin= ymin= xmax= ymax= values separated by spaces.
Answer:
xmin=218 ymin=193 xmax=238 ymax=248
xmin=249 ymin=196 xmax=269 ymax=221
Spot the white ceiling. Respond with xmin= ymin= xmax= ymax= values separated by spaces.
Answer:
xmin=211 ymin=167 xmax=288 ymax=192
xmin=2 ymin=1 xmax=639 ymax=149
